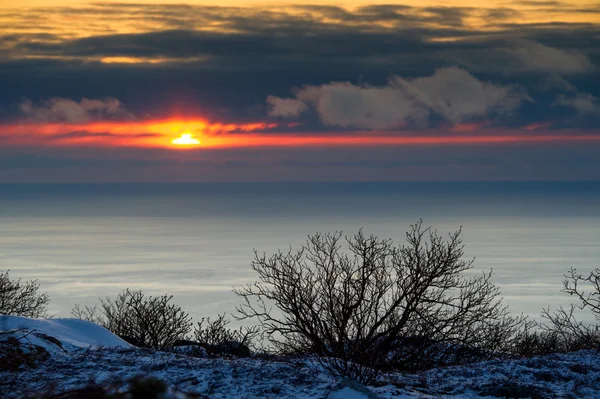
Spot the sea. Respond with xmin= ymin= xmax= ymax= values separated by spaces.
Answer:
xmin=0 ymin=182 xmax=599 ymax=324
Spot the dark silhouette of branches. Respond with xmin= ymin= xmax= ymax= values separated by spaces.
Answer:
xmin=533 ymin=268 xmax=600 ymax=353
xmin=71 ymin=304 xmax=103 ymax=325
xmin=72 ymin=289 xmax=192 ymax=350
xmin=235 ymin=221 xmax=523 ymax=382
xmin=193 ymin=314 xmax=259 ymax=357
xmin=0 ymin=270 xmax=49 ymax=318
xmin=541 ymin=305 xmax=600 ymax=351
xmin=562 ymin=267 xmax=600 ymax=321
xmin=510 ymin=320 xmax=574 ymax=357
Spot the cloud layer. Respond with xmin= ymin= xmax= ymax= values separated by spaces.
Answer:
xmin=20 ymin=98 xmax=135 ymax=123
xmin=508 ymin=40 xmax=594 ymax=75
xmin=0 ymin=1 xmax=599 ymax=182
xmin=555 ymin=93 xmax=600 ymax=114
xmin=268 ymin=67 xmax=531 ymax=128
xmin=1 ymin=2 xmax=596 ymax=129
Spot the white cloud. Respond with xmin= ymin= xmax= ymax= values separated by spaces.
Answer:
xmin=509 ymin=41 xmax=594 ymax=75
xmin=267 ymin=66 xmax=530 ymax=129
xmin=406 ymin=67 xmax=528 ymax=123
xmin=266 ymin=95 xmax=308 ymax=117
xmin=537 ymin=73 xmax=576 ymax=92
xmin=20 ymin=97 xmax=135 ymax=123
xmin=296 ymin=80 xmax=430 ymax=128
xmin=554 ymin=93 xmax=600 ymax=114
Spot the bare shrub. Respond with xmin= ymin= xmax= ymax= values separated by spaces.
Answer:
xmin=513 ymin=268 xmax=600 ymax=356
xmin=72 ymin=289 xmax=192 ymax=350
xmin=541 ymin=305 xmax=600 ymax=352
xmin=511 ymin=322 xmax=566 ymax=357
xmin=193 ymin=313 xmax=259 ymax=357
xmin=539 ymin=268 xmax=600 ymax=353
xmin=0 ymin=270 xmax=49 ymax=318
xmin=235 ymin=221 xmax=523 ymax=382
xmin=71 ymin=304 xmax=103 ymax=325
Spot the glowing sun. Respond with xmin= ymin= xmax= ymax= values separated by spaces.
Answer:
xmin=171 ymin=133 xmax=201 ymax=146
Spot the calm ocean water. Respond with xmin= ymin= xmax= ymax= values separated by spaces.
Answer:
xmin=1 ymin=182 xmax=599 ymax=323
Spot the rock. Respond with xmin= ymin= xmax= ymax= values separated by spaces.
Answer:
xmin=172 ymin=339 xmax=201 ymax=347
xmin=171 ymin=345 xmax=208 ymax=358
xmin=118 ymin=335 xmax=145 ymax=348
xmin=204 ymin=340 xmax=251 ymax=357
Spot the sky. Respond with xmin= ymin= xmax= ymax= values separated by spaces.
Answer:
xmin=0 ymin=0 xmax=599 ymax=182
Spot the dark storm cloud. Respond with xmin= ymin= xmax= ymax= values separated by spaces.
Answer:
xmin=16 ymin=29 xmax=435 ymax=60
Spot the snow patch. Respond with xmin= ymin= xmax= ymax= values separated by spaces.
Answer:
xmin=1 ymin=315 xmax=131 ymax=352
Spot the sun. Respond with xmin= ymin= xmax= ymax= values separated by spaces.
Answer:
xmin=171 ymin=133 xmax=201 ymax=146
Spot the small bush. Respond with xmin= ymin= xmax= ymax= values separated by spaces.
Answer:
xmin=193 ymin=314 xmax=259 ymax=357
xmin=541 ymin=304 xmax=600 ymax=352
xmin=516 ymin=267 xmax=600 ymax=356
xmin=72 ymin=289 xmax=192 ymax=350
xmin=0 ymin=270 xmax=49 ymax=318
xmin=542 ymin=267 xmax=600 ymax=351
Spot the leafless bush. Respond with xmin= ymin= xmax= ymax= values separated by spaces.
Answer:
xmin=539 ymin=267 xmax=600 ymax=352
xmin=541 ymin=304 xmax=600 ymax=352
xmin=513 ymin=268 xmax=600 ymax=356
xmin=193 ymin=314 xmax=259 ymax=357
xmin=511 ymin=322 xmax=566 ymax=356
xmin=71 ymin=304 xmax=103 ymax=325
xmin=235 ymin=221 xmax=523 ymax=382
xmin=72 ymin=289 xmax=192 ymax=350
xmin=541 ymin=268 xmax=600 ymax=352
xmin=0 ymin=270 xmax=49 ymax=318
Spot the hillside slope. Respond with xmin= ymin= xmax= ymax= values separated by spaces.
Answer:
xmin=1 ymin=315 xmax=599 ymax=398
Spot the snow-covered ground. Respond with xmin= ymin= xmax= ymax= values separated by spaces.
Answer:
xmin=1 ymin=315 xmax=599 ymax=398
xmin=0 ymin=315 xmax=131 ymax=353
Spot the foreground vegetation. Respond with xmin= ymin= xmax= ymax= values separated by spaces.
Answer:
xmin=2 ymin=221 xmax=600 ymax=388
xmin=1 ymin=328 xmax=599 ymax=398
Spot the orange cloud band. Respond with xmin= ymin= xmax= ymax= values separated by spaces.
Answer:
xmin=1 ymin=120 xmax=600 ymax=149
xmin=0 ymin=120 xmax=278 ymax=148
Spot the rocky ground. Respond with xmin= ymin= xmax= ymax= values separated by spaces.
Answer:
xmin=1 ymin=316 xmax=600 ymax=398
